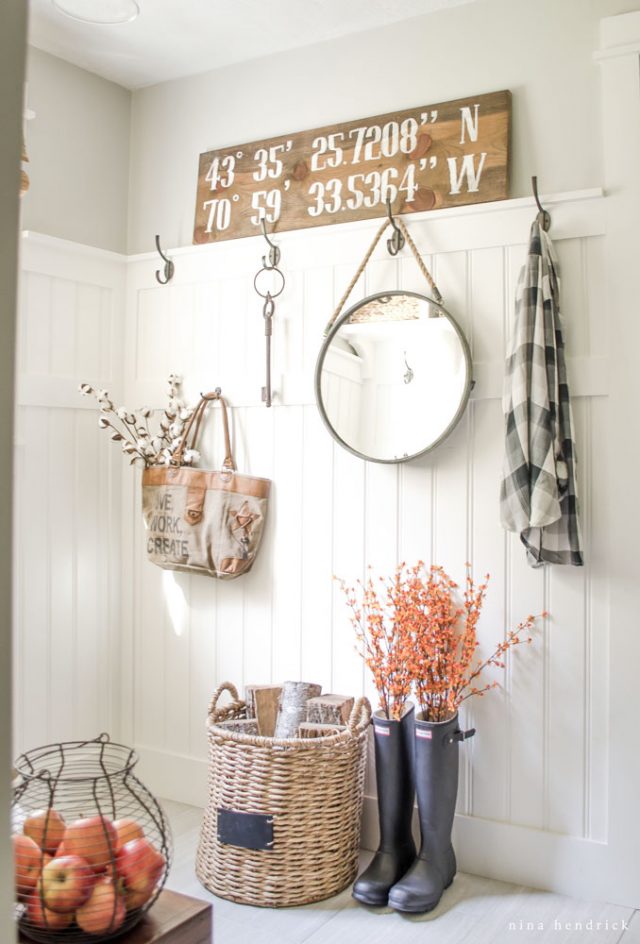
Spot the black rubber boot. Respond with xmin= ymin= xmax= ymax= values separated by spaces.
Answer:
xmin=352 ymin=704 xmax=417 ymax=907
xmin=387 ymin=712 xmax=474 ymax=914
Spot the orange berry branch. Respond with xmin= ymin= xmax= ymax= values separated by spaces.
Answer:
xmin=341 ymin=562 xmax=541 ymax=722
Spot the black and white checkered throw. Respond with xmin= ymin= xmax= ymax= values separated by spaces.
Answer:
xmin=500 ymin=216 xmax=584 ymax=567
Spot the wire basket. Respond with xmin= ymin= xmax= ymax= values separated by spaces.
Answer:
xmin=12 ymin=734 xmax=172 ymax=943
xmin=196 ymin=682 xmax=371 ymax=908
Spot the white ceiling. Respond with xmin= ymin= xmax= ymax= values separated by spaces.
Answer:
xmin=28 ymin=0 xmax=475 ymax=90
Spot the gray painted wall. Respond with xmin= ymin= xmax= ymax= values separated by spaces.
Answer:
xmin=1 ymin=2 xmax=26 ymax=941
xmin=22 ymin=47 xmax=131 ymax=253
xmin=126 ymin=0 xmax=638 ymax=253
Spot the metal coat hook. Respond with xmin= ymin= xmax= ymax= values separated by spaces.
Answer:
xmin=386 ymin=196 xmax=405 ymax=256
xmin=199 ymin=387 xmax=222 ymax=400
xmin=261 ymin=218 xmax=281 ymax=268
xmin=531 ymin=177 xmax=551 ymax=231
xmin=155 ymin=235 xmax=175 ymax=284
xmin=403 ymin=351 xmax=414 ymax=385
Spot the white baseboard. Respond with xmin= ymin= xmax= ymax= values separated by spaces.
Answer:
xmin=136 ymin=745 xmax=209 ymax=809
xmin=134 ymin=748 xmax=632 ymax=906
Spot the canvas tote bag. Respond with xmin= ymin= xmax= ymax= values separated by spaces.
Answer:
xmin=142 ymin=391 xmax=270 ymax=579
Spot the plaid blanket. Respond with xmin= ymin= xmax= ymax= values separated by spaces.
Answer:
xmin=500 ymin=216 xmax=584 ymax=567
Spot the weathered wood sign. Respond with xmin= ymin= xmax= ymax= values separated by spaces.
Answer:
xmin=193 ymin=90 xmax=510 ymax=245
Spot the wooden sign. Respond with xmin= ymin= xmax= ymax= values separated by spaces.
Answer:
xmin=193 ymin=90 xmax=511 ymax=245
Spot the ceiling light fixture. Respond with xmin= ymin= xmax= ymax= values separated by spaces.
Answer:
xmin=51 ymin=0 xmax=140 ymax=25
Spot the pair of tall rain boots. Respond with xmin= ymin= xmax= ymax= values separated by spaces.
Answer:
xmin=353 ymin=704 xmax=474 ymax=913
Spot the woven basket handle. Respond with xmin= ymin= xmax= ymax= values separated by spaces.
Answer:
xmin=207 ymin=681 xmax=242 ymax=723
xmin=347 ymin=697 xmax=372 ymax=735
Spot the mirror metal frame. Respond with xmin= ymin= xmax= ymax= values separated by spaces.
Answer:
xmin=314 ymin=290 xmax=473 ymax=464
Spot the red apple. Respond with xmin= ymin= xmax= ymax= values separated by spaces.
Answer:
xmin=113 ymin=818 xmax=144 ymax=854
xmin=13 ymin=835 xmax=45 ymax=896
xmin=63 ymin=815 xmax=117 ymax=872
xmin=40 ymin=854 xmax=96 ymax=913
xmin=23 ymin=809 xmax=66 ymax=855
xmin=117 ymin=837 xmax=165 ymax=887
xmin=124 ymin=881 xmax=156 ymax=911
xmin=117 ymin=837 xmax=165 ymax=909
xmin=76 ymin=877 xmax=126 ymax=935
xmin=25 ymin=891 xmax=74 ymax=930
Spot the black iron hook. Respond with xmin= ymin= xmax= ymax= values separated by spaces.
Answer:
xmin=261 ymin=218 xmax=281 ymax=268
xmin=155 ymin=234 xmax=175 ymax=284
xmin=531 ymin=177 xmax=551 ymax=231
xmin=386 ymin=196 xmax=405 ymax=256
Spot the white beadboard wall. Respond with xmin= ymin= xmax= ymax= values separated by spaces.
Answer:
xmin=13 ymin=234 xmax=125 ymax=752
xmin=15 ymin=189 xmax=611 ymax=898
xmin=118 ymin=189 xmax=609 ymax=835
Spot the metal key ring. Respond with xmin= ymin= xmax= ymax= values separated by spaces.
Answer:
xmin=263 ymin=294 xmax=275 ymax=319
xmin=254 ymin=265 xmax=285 ymax=300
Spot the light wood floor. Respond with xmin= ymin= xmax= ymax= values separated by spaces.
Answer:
xmin=162 ymin=799 xmax=639 ymax=944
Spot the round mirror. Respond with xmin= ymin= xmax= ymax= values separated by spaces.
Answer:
xmin=315 ymin=291 xmax=472 ymax=463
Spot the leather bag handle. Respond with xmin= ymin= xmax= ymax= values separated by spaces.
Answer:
xmin=172 ymin=391 xmax=235 ymax=471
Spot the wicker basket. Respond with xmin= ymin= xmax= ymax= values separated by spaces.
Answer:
xmin=196 ymin=682 xmax=371 ymax=908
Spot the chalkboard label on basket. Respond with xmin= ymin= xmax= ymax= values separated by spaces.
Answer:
xmin=217 ymin=808 xmax=275 ymax=851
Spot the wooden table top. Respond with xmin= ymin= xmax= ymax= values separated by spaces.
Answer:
xmin=19 ymin=889 xmax=213 ymax=944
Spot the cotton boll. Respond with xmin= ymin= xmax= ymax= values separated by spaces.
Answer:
xmin=184 ymin=449 xmax=201 ymax=466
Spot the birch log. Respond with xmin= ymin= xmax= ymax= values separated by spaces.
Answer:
xmin=306 ymin=695 xmax=354 ymax=726
xmin=274 ymin=681 xmax=322 ymax=738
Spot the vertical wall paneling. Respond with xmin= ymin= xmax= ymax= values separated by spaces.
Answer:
xmin=17 ymin=407 xmax=51 ymax=749
xmin=585 ymin=395 xmax=608 ymax=844
xmin=240 ymin=408 xmax=275 ymax=688
xmin=119 ymin=194 xmax=608 ymax=844
xmin=299 ymin=406 xmax=334 ymax=688
xmin=271 ymin=406 xmax=305 ymax=683
xmin=18 ymin=188 xmax=611 ymax=895
xmin=14 ymin=233 xmax=125 ymax=755
xmin=48 ymin=408 xmax=76 ymax=742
